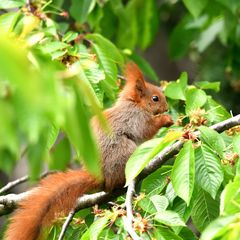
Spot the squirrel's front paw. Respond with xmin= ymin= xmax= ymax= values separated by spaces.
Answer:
xmin=161 ymin=114 xmax=174 ymax=127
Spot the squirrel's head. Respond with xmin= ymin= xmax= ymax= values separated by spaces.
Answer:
xmin=120 ymin=62 xmax=168 ymax=116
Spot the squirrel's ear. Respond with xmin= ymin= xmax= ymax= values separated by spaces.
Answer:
xmin=124 ymin=62 xmax=146 ymax=96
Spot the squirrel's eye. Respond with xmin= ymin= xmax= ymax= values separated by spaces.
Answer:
xmin=152 ymin=96 xmax=159 ymax=102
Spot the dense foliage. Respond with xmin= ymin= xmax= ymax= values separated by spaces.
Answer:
xmin=0 ymin=0 xmax=240 ymax=239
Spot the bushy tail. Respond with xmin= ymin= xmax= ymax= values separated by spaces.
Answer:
xmin=5 ymin=170 xmax=100 ymax=240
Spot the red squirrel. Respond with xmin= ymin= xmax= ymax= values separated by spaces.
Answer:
xmin=5 ymin=62 xmax=173 ymax=240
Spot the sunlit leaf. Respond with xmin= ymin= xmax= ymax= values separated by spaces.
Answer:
xmin=62 ymin=31 xmax=78 ymax=43
xmin=154 ymin=210 xmax=186 ymax=227
xmin=200 ymin=215 xmax=237 ymax=240
xmin=63 ymin=83 xmax=101 ymax=178
xmin=86 ymin=33 xmax=124 ymax=66
xmin=196 ymin=81 xmax=220 ymax=92
xmin=39 ymin=41 xmax=69 ymax=54
xmin=205 ymin=97 xmax=231 ymax=123
xmin=233 ymin=134 xmax=240 ymax=156
xmin=125 ymin=131 xmax=181 ymax=186
xmin=199 ymin=126 xmax=225 ymax=158
xmin=81 ymin=212 xmax=112 ymax=240
xmin=185 ymin=87 xmax=207 ymax=114
xmin=171 ymin=141 xmax=195 ymax=205
xmin=165 ymin=82 xmax=186 ymax=100
xmin=195 ymin=144 xmax=223 ymax=199
xmin=0 ymin=0 xmax=25 ymax=9
xmin=150 ymin=195 xmax=169 ymax=212
xmin=141 ymin=166 xmax=172 ymax=196
xmin=0 ymin=12 xmax=21 ymax=33
xmin=220 ymin=176 xmax=240 ymax=215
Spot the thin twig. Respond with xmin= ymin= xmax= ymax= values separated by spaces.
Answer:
xmin=0 ymin=170 xmax=57 ymax=195
xmin=124 ymin=180 xmax=141 ymax=240
xmin=58 ymin=209 xmax=76 ymax=240
xmin=0 ymin=114 xmax=239 ymax=215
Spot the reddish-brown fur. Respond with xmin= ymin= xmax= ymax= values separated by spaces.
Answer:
xmin=5 ymin=62 xmax=173 ymax=240
xmin=5 ymin=170 xmax=100 ymax=240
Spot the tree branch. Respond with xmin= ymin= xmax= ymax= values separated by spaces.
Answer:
xmin=58 ymin=209 xmax=76 ymax=240
xmin=0 ymin=114 xmax=239 ymax=216
xmin=123 ymin=179 xmax=141 ymax=240
xmin=0 ymin=171 xmax=57 ymax=195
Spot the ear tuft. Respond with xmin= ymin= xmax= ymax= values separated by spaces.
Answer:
xmin=124 ymin=62 xmax=144 ymax=83
xmin=124 ymin=62 xmax=146 ymax=96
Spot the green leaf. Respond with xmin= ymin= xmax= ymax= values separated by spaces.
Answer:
xmin=200 ymin=215 xmax=237 ymax=240
xmin=62 ymin=31 xmax=78 ymax=43
xmin=199 ymin=126 xmax=225 ymax=158
xmin=215 ymin=0 xmax=240 ymax=14
xmin=27 ymin=133 xmax=48 ymax=180
xmin=63 ymin=83 xmax=101 ymax=178
xmin=165 ymin=182 xmax=177 ymax=204
xmin=154 ymin=210 xmax=186 ymax=227
xmin=169 ymin=15 xmax=198 ymax=59
xmin=138 ymin=197 xmax=158 ymax=214
xmin=197 ymin=17 xmax=224 ymax=52
xmin=0 ymin=12 xmax=21 ymax=33
xmin=196 ymin=81 xmax=220 ymax=92
xmin=141 ymin=166 xmax=172 ymax=196
xmin=191 ymin=188 xmax=219 ymax=232
xmin=0 ymin=0 xmax=25 ymax=8
xmin=165 ymin=72 xmax=187 ymax=100
xmin=125 ymin=131 xmax=181 ymax=186
xmin=172 ymin=199 xmax=192 ymax=233
xmin=81 ymin=212 xmax=112 ymax=240
xmin=182 ymin=0 xmax=208 ymax=18
xmin=233 ymin=134 xmax=240 ymax=176
xmin=171 ymin=141 xmax=195 ymax=205
xmin=179 ymin=72 xmax=188 ymax=90
xmin=150 ymin=195 xmax=169 ymax=212
xmin=195 ymin=145 xmax=223 ymax=199
xmin=137 ymin=0 xmax=159 ymax=50
xmin=185 ymin=87 xmax=207 ymax=114
xmin=125 ymin=138 xmax=162 ymax=186
xmin=233 ymin=134 xmax=240 ymax=156
xmin=205 ymin=97 xmax=231 ymax=123
xmin=110 ymin=0 xmax=138 ymax=50
xmin=49 ymin=138 xmax=71 ymax=171
xmin=0 ymin=149 xmax=16 ymax=174
xmin=70 ymin=0 xmax=95 ymax=23
xmin=40 ymin=41 xmax=69 ymax=54
xmin=0 ymin=102 xmax=18 ymax=153
xmin=46 ymin=125 xmax=59 ymax=150
xmin=165 ymin=82 xmax=186 ymax=100
xmin=80 ymin=59 xmax=105 ymax=84
xmin=86 ymin=33 xmax=124 ymax=66
xmin=154 ymin=226 xmax=183 ymax=240
xmin=220 ymin=176 xmax=240 ymax=215
xmin=179 ymin=227 xmax=197 ymax=240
